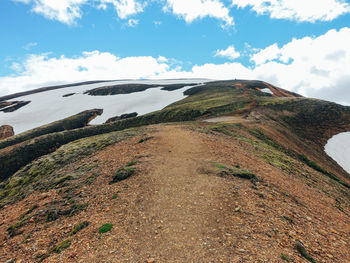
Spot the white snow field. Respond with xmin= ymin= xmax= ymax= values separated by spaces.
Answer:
xmin=260 ymin=88 xmax=273 ymax=95
xmin=325 ymin=132 xmax=350 ymax=174
xmin=0 ymin=79 xmax=209 ymax=134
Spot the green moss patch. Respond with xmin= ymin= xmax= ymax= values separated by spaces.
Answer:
xmin=0 ymin=128 xmax=138 ymax=207
xmin=212 ymin=162 xmax=257 ymax=182
xmin=138 ymin=136 xmax=153 ymax=143
xmin=219 ymin=167 xmax=258 ymax=181
xmin=53 ymin=239 xmax=71 ymax=253
xmin=7 ymin=204 xmax=38 ymax=237
xmin=299 ymin=154 xmax=350 ymax=189
xmin=296 ymin=242 xmax=317 ymax=263
xmin=281 ymin=253 xmax=290 ymax=262
xmin=71 ymin=221 xmax=89 ymax=235
xmin=110 ymin=167 xmax=135 ymax=183
xmin=99 ymin=223 xmax=113 ymax=233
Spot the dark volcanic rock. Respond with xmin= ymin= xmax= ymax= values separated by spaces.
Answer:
xmin=0 ymin=101 xmax=14 ymax=110
xmin=106 ymin=112 xmax=138 ymax=123
xmin=0 ymin=125 xmax=14 ymax=140
xmin=85 ymin=84 xmax=158 ymax=96
xmin=85 ymin=83 xmax=199 ymax=96
xmin=0 ymin=80 xmax=115 ymax=102
xmin=0 ymin=101 xmax=31 ymax=112
xmin=62 ymin=93 xmax=75 ymax=97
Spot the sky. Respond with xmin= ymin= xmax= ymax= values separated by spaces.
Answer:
xmin=0 ymin=0 xmax=350 ymax=105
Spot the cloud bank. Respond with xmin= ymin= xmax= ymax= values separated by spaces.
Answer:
xmin=233 ymin=0 xmax=350 ymax=22
xmin=13 ymin=0 xmax=350 ymax=25
xmin=1 ymin=28 xmax=350 ymax=105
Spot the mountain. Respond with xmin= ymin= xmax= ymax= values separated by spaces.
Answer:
xmin=0 ymin=80 xmax=349 ymax=263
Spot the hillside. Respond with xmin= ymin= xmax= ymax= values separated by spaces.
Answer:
xmin=0 ymin=80 xmax=349 ymax=262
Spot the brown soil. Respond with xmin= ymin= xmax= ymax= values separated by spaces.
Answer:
xmin=1 ymin=124 xmax=349 ymax=262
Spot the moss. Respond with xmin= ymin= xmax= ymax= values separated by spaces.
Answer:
xmin=281 ymin=253 xmax=290 ymax=262
xmin=54 ymin=175 xmax=73 ymax=187
xmin=83 ymin=174 xmax=98 ymax=185
xmin=7 ymin=220 xmax=25 ymax=237
xmin=223 ymin=167 xmax=258 ymax=181
xmin=282 ymin=216 xmax=294 ymax=225
xmin=53 ymin=239 xmax=71 ymax=253
xmin=0 ymin=128 xmax=138 ymax=207
xmin=62 ymin=203 xmax=88 ymax=217
xmin=110 ymin=167 xmax=135 ymax=184
xmin=248 ymin=129 xmax=293 ymax=157
xmin=22 ymin=232 xmax=32 ymax=243
xmin=99 ymin=223 xmax=113 ymax=233
xmin=299 ymin=154 xmax=350 ymax=189
xmin=210 ymin=161 xmax=228 ymax=169
xmin=7 ymin=204 xmax=38 ymax=237
xmin=126 ymin=161 xmax=137 ymax=167
xmin=211 ymin=162 xmax=258 ymax=182
xmin=296 ymin=242 xmax=317 ymax=263
xmin=138 ymin=136 xmax=153 ymax=143
xmin=45 ymin=209 xmax=59 ymax=222
xmin=112 ymin=193 xmax=118 ymax=199
xmin=0 ymin=109 xmax=103 ymax=151
xmin=209 ymin=124 xmax=302 ymax=176
xmin=19 ymin=204 xmax=38 ymax=220
xmin=71 ymin=221 xmax=89 ymax=235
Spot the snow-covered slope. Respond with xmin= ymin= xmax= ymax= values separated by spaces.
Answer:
xmin=0 ymin=79 xmax=208 ymax=134
xmin=325 ymin=132 xmax=350 ymax=174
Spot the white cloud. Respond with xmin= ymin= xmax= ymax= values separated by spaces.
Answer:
xmin=164 ymin=0 xmax=234 ymax=26
xmin=23 ymin=42 xmax=38 ymax=51
xmin=2 ymin=28 xmax=350 ymax=105
xmin=126 ymin=18 xmax=139 ymax=27
xmin=154 ymin=20 xmax=162 ymax=27
xmin=29 ymin=0 xmax=87 ymax=25
xmin=214 ymin=45 xmax=240 ymax=60
xmin=232 ymin=0 xmax=350 ymax=22
xmin=0 ymin=51 xmax=169 ymax=95
xmin=12 ymin=0 xmax=143 ymax=25
xmin=99 ymin=0 xmax=144 ymax=19
xmin=250 ymin=43 xmax=280 ymax=65
xmin=250 ymin=27 xmax=350 ymax=104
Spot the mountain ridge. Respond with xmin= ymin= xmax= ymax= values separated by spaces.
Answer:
xmin=0 ymin=79 xmax=349 ymax=262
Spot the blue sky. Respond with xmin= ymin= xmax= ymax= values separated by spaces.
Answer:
xmin=1 ymin=0 xmax=350 ymax=104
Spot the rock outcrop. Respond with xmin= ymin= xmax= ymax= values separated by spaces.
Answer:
xmin=105 ymin=112 xmax=138 ymax=123
xmin=0 ymin=125 xmax=14 ymax=140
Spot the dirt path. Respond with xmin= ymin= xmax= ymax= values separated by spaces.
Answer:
xmin=122 ymin=125 xmax=236 ymax=262
xmin=203 ymin=116 xmax=247 ymax=123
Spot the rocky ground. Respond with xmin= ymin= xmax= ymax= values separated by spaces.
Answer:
xmin=1 ymin=122 xmax=349 ymax=263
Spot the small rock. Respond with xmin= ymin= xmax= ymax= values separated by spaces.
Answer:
xmin=147 ymin=258 xmax=156 ymax=263
xmin=69 ymin=252 xmax=78 ymax=258
xmin=306 ymin=216 xmax=312 ymax=221
xmin=5 ymin=259 xmax=14 ymax=263
xmin=34 ymin=250 xmax=48 ymax=258
xmin=0 ymin=125 xmax=14 ymax=140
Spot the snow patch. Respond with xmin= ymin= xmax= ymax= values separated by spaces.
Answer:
xmin=0 ymin=79 xmax=209 ymax=134
xmin=260 ymin=88 xmax=273 ymax=95
xmin=324 ymin=132 xmax=350 ymax=174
